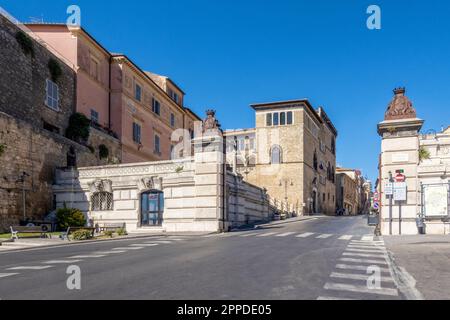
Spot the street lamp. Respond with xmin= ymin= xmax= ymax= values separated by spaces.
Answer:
xmin=279 ymin=179 xmax=294 ymax=203
xmin=16 ymin=171 xmax=30 ymax=221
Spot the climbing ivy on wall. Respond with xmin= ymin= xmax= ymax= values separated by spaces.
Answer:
xmin=15 ymin=31 xmax=34 ymax=56
xmin=0 ymin=143 xmax=6 ymax=157
xmin=48 ymin=58 xmax=63 ymax=82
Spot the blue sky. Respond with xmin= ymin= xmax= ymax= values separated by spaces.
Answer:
xmin=3 ymin=0 xmax=450 ymax=183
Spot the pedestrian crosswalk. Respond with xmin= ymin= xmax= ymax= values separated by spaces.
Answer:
xmin=0 ymin=237 xmax=189 ymax=279
xmin=317 ymin=237 xmax=400 ymax=300
xmin=207 ymin=231 xmax=376 ymax=242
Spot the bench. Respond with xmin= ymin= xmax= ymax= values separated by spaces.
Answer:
xmin=60 ymin=227 xmax=96 ymax=241
xmin=99 ymin=223 xmax=126 ymax=233
xmin=10 ymin=226 xmax=51 ymax=240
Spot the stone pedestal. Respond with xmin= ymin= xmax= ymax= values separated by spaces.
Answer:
xmin=377 ymin=88 xmax=424 ymax=235
xmin=192 ymin=133 xmax=225 ymax=232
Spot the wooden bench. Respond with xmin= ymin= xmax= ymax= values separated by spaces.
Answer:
xmin=99 ymin=223 xmax=126 ymax=233
xmin=10 ymin=226 xmax=51 ymax=240
xmin=60 ymin=227 xmax=96 ymax=241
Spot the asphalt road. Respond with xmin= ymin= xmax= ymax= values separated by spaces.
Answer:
xmin=0 ymin=216 xmax=409 ymax=300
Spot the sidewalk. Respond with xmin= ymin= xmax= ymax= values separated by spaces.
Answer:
xmin=384 ymin=235 xmax=450 ymax=300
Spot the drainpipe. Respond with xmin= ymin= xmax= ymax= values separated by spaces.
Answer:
xmin=222 ymin=133 xmax=227 ymax=232
xmin=108 ymin=55 xmax=112 ymax=129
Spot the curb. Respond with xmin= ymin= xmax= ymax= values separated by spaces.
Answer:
xmin=0 ymin=233 xmax=206 ymax=254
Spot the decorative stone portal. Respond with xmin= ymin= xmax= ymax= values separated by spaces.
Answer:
xmin=53 ymin=123 xmax=289 ymax=233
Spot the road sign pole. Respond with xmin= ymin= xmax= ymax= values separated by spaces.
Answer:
xmin=399 ymin=202 xmax=402 ymax=235
xmin=389 ymin=195 xmax=393 ymax=235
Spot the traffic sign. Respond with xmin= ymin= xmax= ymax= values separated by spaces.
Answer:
xmin=395 ymin=170 xmax=406 ymax=182
xmin=373 ymin=192 xmax=379 ymax=201
xmin=385 ymin=182 xmax=394 ymax=196
xmin=373 ymin=202 xmax=380 ymax=210
xmin=393 ymin=182 xmax=407 ymax=201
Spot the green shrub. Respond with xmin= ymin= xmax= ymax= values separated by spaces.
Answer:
xmin=0 ymin=143 xmax=6 ymax=157
xmin=104 ymin=230 xmax=114 ymax=238
xmin=71 ymin=229 xmax=94 ymax=241
xmin=117 ymin=228 xmax=127 ymax=236
xmin=15 ymin=31 xmax=34 ymax=56
xmin=48 ymin=58 xmax=62 ymax=82
xmin=66 ymin=113 xmax=91 ymax=143
xmin=99 ymin=144 xmax=109 ymax=159
xmin=56 ymin=207 xmax=86 ymax=230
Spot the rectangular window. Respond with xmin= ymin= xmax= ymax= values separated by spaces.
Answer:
xmin=249 ymin=138 xmax=255 ymax=150
xmin=90 ymin=109 xmax=99 ymax=124
xmin=133 ymin=122 xmax=141 ymax=144
xmin=266 ymin=113 xmax=272 ymax=126
xmin=287 ymin=111 xmax=293 ymax=125
xmin=90 ymin=58 xmax=99 ymax=80
xmin=152 ymin=98 xmax=161 ymax=115
xmin=280 ymin=112 xmax=286 ymax=125
xmin=154 ymin=134 xmax=161 ymax=153
xmin=170 ymin=113 xmax=175 ymax=127
xmin=273 ymin=113 xmax=279 ymax=126
xmin=45 ymin=79 xmax=59 ymax=111
xmin=135 ymin=84 xmax=142 ymax=101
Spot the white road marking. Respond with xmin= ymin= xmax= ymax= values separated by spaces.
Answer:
xmin=167 ymin=238 xmax=185 ymax=241
xmin=342 ymin=252 xmax=387 ymax=258
xmin=330 ymin=272 xmax=394 ymax=282
xmin=275 ymin=232 xmax=296 ymax=237
xmin=346 ymin=248 xmax=387 ymax=254
xmin=335 ymin=264 xmax=390 ymax=273
xmin=92 ymin=250 xmax=126 ymax=254
xmin=347 ymin=244 xmax=386 ymax=250
xmin=317 ymin=296 xmax=355 ymax=300
xmin=316 ymin=234 xmax=333 ymax=239
xmin=2 ymin=242 xmax=42 ymax=247
xmin=44 ymin=260 xmax=83 ymax=264
xmin=361 ymin=235 xmax=374 ymax=241
xmin=0 ymin=273 xmax=19 ymax=278
xmin=131 ymin=243 xmax=159 ymax=247
xmin=112 ymin=247 xmax=142 ymax=250
xmin=69 ymin=255 xmax=106 ymax=259
xmin=7 ymin=266 xmax=53 ymax=270
xmin=144 ymin=241 xmax=172 ymax=244
xmin=350 ymin=240 xmax=384 ymax=245
xmin=257 ymin=232 xmax=277 ymax=237
xmin=338 ymin=235 xmax=353 ymax=240
xmin=239 ymin=233 xmax=260 ymax=237
xmin=339 ymin=258 xmax=388 ymax=265
xmin=324 ymin=282 xmax=398 ymax=296
xmin=296 ymin=232 xmax=315 ymax=238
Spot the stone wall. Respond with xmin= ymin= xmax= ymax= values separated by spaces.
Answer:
xmin=0 ymin=112 xmax=102 ymax=232
xmin=0 ymin=15 xmax=75 ymax=134
xmin=226 ymin=172 xmax=272 ymax=228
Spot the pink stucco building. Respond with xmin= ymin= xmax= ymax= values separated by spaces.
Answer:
xmin=26 ymin=24 xmax=201 ymax=163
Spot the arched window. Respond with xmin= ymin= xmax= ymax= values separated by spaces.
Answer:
xmin=91 ymin=192 xmax=113 ymax=211
xmin=331 ymin=138 xmax=336 ymax=155
xmin=313 ymin=151 xmax=318 ymax=171
xmin=327 ymin=162 xmax=331 ymax=180
xmin=271 ymin=145 xmax=282 ymax=164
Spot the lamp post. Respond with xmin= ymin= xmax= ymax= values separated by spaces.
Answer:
xmin=279 ymin=179 xmax=294 ymax=207
xmin=17 ymin=172 xmax=30 ymax=221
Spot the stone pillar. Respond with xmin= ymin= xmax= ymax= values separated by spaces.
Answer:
xmin=377 ymin=88 xmax=424 ymax=235
xmin=192 ymin=110 xmax=226 ymax=232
